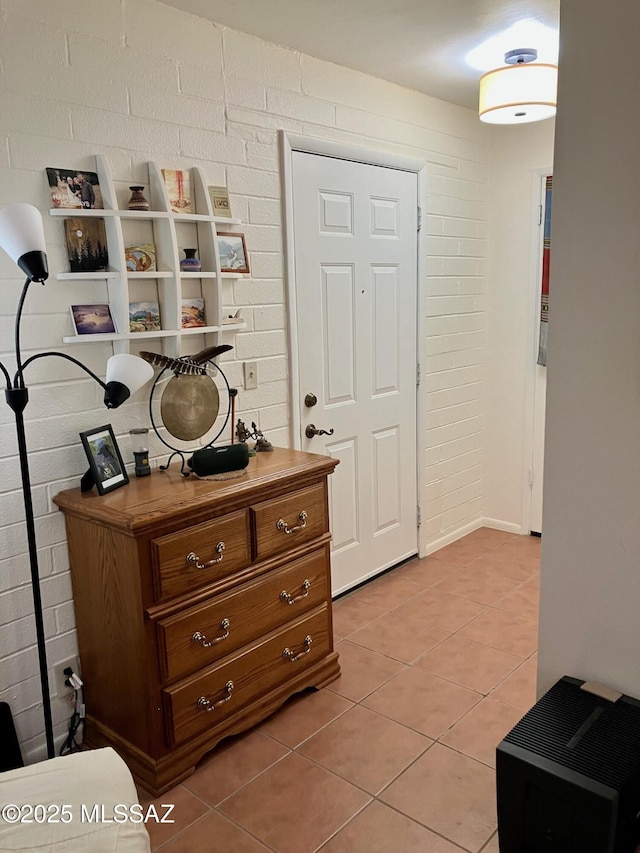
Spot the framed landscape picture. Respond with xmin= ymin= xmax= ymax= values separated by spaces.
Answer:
xmin=218 ymin=233 xmax=250 ymax=273
xmin=161 ymin=168 xmax=192 ymax=213
xmin=70 ymin=303 xmax=116 ymax=335
xmin=124 ymin=243 xmax=156 ymax=272
xmin=181 ymin=298 xmax=205 ymax=328
xmin=129 ymin=301 xmax=161 ymax=332
xmin=79 ymin=424 xmax=128 ymax=495
xmin=46 ymin=167 xmax=103 ymax=209
xmin=64 ymin=218 xmax=109 ymax=272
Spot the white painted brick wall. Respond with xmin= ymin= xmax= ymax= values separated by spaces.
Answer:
xmin=0 ymin=0 xmax=489 ymax=759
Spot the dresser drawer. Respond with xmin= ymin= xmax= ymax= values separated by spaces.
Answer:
xmin=152 ymin=509 xmax=251 ymax=601
xmin=251 ymin=483 xmax=328 ymax=561
xmin=157 ymin=547 xmax=330 ymax=682
xmin=164 ymin=606 xmax=331 ymax=745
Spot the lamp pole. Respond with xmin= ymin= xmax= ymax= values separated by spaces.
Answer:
xmin=0 ymin=276 xmax=55 ymax=757
xmin=0 ymin=203 xmax=154 ymax=761
xmin=6 ymin=384 xmax=55 ymax=758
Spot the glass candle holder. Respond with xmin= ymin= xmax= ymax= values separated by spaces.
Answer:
xmin=129 ymin=428 xmax=151 ymax=477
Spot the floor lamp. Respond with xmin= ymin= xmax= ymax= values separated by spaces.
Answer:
xmin=0 ymin=203 xmax=154 ymax=760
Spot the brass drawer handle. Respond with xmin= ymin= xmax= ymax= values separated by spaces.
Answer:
xmin=276 ymin=511 xmax=307 ymax=535
xmin=282 ymin=634 xmax=312 ymax=662
xmin=192 ymin=618 xmax=230 ymax=648
xmin=280 ymin=579 xmax=311 ymax=605
xmin=197 ymin=680 xmax=234 ymax=712
xmin=186 ymin=541 xmax=224 ymax=569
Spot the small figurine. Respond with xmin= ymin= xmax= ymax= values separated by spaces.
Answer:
xmin=235 ymin=419 xmax=251 ymax=443
xmin=251 ymin=421 xmax=273 ymax=452
xmin=236 ymin=419 xmax=273 ymax=452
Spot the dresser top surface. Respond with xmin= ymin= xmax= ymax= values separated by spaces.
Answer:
xmin=53 ymin=446 xmax=338 ymax=533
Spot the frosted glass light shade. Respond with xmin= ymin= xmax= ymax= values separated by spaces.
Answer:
xmin=479 ymin=63 xmax=557 ymax=124
xmin=104 ymin=353 xmax=154 ymax=408
xmin=0 ymin=203 xmax=49 ymax=281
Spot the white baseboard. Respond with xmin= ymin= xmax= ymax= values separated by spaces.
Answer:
xmin=423 ymin=519 xmax=484 ymax=556
xmin=422 ymin=516 xmax=527 ymax=557
xmin=481 ymin=517 xmax=525 ymax=535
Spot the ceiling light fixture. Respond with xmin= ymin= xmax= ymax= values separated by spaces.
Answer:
xmin=479 ymin=48 xmax=557 ymax=125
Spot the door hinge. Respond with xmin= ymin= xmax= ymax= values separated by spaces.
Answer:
xmin=537 ymin=204 xmax=543 ymax=226
xmin=417 ymin=505 xmax=422 ymax=527
xmin=417 ymin=206 xmax=422 ymax=231
xmin=416 ymin=363 xmax=421 ymax=387
xmin=529 ymin=467 xmax=534 ymax=486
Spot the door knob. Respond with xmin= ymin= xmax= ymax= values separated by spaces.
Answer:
xmin=305 ymin=424 xmax=334 ymax=439
xmin=304 ymin=393 xmax=317 ymax=407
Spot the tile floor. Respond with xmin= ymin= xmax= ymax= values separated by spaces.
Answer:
xmin=140 ymin=527 xmax=540 ymax=852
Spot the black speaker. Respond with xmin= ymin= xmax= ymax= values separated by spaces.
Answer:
xmin=188 ymin=443 xmax=249 ymax=477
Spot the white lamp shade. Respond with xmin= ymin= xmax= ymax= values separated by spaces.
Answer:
xmin=0 ymin=203 xmax=47 ymax=262
xmin=106 ymin=353 xmax=154 ymax=397
xmin=479 ymin=63 xmax=557 ymax=124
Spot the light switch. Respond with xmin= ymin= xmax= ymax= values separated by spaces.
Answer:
xmin=244 ymin=361 xmax=257 ymax=390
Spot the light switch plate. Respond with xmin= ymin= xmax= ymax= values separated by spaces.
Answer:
xmin=244 ymin=361 xmax=257 ymax=390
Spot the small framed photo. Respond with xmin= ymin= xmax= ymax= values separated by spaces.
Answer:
xmin=71 ymin=303 xmax=116 ymax=335
xmin=79 ymin=424 xmax=128 ymax=495
xmin=218 ymin=233 xmax=250 ymax=273
xmin=46 ymin=167 xmax=103 ymax=209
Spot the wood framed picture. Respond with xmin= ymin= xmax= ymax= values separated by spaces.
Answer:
xmin=46 ymin=167 xmax=103 ymax=209
xmin=70 ymin=303 xmax=116 ymax=335
xmin=79 ymin=424 xmax=128 ymax=495
xmin=218 ymin=233 xmax=250 ymax=273
xmin=64 ymin=218 xmax=109 ymax=272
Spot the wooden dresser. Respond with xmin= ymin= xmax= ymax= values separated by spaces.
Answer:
xmin=53 ymin=448 xmax=340 ymax=795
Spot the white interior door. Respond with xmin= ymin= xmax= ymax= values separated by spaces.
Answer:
xmin=291 ymin=151 xmax=418 ymax=595
xmin=530 ymin=174 xmax=552 ymax=534
xmin=530 ymin=365 xmax=546 ymax=534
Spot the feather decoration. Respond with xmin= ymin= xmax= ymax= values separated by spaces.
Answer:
xmin=191 ymin=344 xmax=233 ymax=363
xmin=140 ymin=344 xmax=233 ymax=376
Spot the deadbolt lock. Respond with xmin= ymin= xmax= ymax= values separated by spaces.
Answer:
xmin=304 ymin=393 xmax=317 ymax=407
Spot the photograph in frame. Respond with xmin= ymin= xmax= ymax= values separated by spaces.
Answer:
xmin=70 ymin=304 xmax=117 ymax=335
xmin=46 ymin=167 xmax=104 ymax=209
xmin=79 ymin=424 xmax=128 ymax=495
xmin=217 ymin=233 xmax=250 ymax=273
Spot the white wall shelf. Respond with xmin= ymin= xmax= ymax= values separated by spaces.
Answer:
xmin=56 ymin=271 xmax=119 ymax=280
xmin=127 ymin=271 xmax=173 ymax=279
xmin=49 ymin=155 xmax=248 ymax=356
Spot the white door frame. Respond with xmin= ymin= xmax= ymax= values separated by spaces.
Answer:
xmin=280 ymin=131 xmax=429 ymax=557
xmin=522 ymin=167 xmax=552 ymax=534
